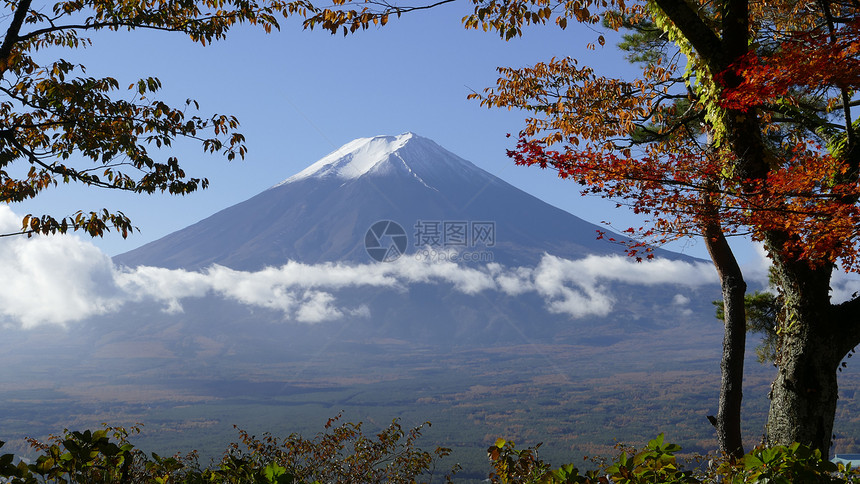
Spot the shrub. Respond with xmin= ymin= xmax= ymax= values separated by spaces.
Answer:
xmin=0 ymin=416 xmax=458 ymax=483
xmin=5 ymin=423 xmax=860 ymax=483
xmin=487 ymin=434 xmax=860 ymax=483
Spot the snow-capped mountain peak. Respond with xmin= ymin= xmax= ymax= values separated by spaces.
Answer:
xmin=278 ymin=132 xmax=493 ymax=188
xmin=281 ymin=133 xmax=416 ymax=184
xmin=114 ymin=132 xmax=690 ymax=270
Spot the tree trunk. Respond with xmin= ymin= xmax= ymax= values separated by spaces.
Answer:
xmin=704 ymin=225 xmax=747 ymax=459
xmin=765 ymin=257 xmax=843 ymax=455
xmin=766 ymin=328 xmax=841 ymax=454
xmin=651 ymin=5 xmax=757 ymax=459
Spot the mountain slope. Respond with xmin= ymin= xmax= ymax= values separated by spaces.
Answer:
xmin=114 ymin=133 xmax=690 ymax=270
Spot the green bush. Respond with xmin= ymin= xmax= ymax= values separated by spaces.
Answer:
xmin=0 ymin=416 xmax=458 ymax=483
xmin=487 ymin=434 xmax=860 ymax=483
xmin=4 ymin=423 xmax=860 ymax=483
xmin=717 ymin=442 xmax=860 ymax=484
xmin=0 ymin=427 xmax=138 ymax=483
xmin=487 ymin=433 xmax=698 ymax=483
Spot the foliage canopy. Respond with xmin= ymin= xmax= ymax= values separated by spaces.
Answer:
xmin=0 ymin=0 xmax=306 ymax=237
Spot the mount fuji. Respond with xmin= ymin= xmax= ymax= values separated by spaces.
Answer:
xmin=114 ymin=133 xmax=689 ymax=270
xmin=0 ymin=134 xmax=743 ymax=473
xmin=103 ymin=132 xmax=719 ymax=347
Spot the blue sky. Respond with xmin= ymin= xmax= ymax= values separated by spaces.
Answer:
xmin=12 ymin=4 xmax=757 ymax=264
xmin=15 ymin=4 xmax=860 ymax=330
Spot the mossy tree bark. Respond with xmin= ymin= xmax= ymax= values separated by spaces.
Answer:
xmin=765 ymin=255 xmax=860 ymax=455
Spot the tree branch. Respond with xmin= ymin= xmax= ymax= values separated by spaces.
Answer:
xmin=651 ymin=0 xmax=727 ymax=70
xmin=0 ymin=0 xmax=33 ymax=73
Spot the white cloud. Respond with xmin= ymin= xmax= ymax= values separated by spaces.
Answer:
xmin=515 ymin=254 xmax=719 ymax=319
xmin=0 ymin=208 xmax=124 ymax=328
xmin=116 ymin=265 xmax=211 ymax=313
xmin=671 ymin=293 xmax=694 ymax=316
xmin=294 ymin=291 xmax=343 ymax=323
xmin=491 ymin=264 xmax=535 ymax=296
xmin=0 ymin=206 xmax=724 ymax=328
xmin=829 ymin=271 xmax=860 ymax=304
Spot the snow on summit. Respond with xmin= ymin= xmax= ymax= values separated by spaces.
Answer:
xmin=278 ymin=132 xmax=495 ymax=187
xmin=282 ymin=133 xmax=415 ymax=184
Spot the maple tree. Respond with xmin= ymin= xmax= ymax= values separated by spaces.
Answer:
xmin=0 ymin=0 xmax=304 ymax=237
xmin=486 ymin=1 xmax=860 ymax=460
xmin=282 ymin=0 xmax=860 ymax=458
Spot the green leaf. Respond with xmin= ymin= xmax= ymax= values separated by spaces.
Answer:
xmin=744 ymin=454 xmax=765 ymax=470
